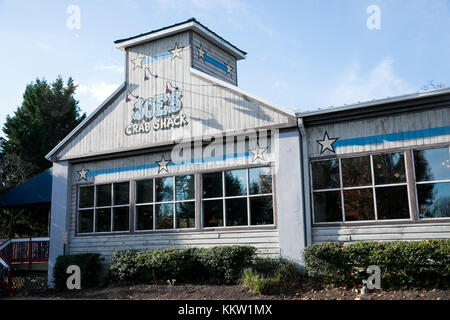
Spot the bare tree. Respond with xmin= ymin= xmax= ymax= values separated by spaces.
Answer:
xmin=421 ymin=80 xmax=447 ymax=91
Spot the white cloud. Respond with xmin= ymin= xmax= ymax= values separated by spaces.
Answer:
xmin=76 ymin=81 xmax=120 ymax=103
xmin=35 ymin=42 xmax=51 ymax=51
xmin=330 ymin=57 xmax=413 ymax=106
xmin=95 ymin=64 xmax=124 ymax=73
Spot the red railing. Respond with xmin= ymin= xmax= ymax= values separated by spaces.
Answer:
xmin=0 ymin=237 xmax=49 ymax=294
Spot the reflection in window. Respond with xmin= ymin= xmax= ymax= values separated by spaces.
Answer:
xmin=202 ymin=167 xmax=273 ymax=227
xmin=156 ymin=203 xmax=174 ymax=229
xmin=344 ymin=188 xmax=375 ymax=221
xmin=373 ymin=153 xmax=406 ymax=185
xmin=376 ymin=186 xmax=409 ymax=219
xmin=136 ymin=175 xmax=196 ymax=230
xmin=415 ymin=147 xmax=450 ymax=219
xmin=417 ymin=182 xmax=450 ymax=218
xmin=249 ymin=167 xmax=272 ymax=194
xmin=414 ymin=147 xmax=450 ymax=182
xmin=311 ymin=152 xmax=410 ymax=224
xmin=203 ymin=200 xmax=223 ymax=227
xmin=313 ymin=191 xmax=342 ymax=222
xmin=342 ymin=156 xmax=371 ymax=187
xmin=311 ymin=160 xmax=340 ymax=190
xmin=78 ymin=183 xmax=130 ymax=234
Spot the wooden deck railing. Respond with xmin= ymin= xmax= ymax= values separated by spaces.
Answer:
xmin=0 ymin=237 xmax=49 ymax=294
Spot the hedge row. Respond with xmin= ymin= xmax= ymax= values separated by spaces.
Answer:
xmin=53 ymin=253 xmax=103 ymax=290
xmin=109 ymin=246 xmax=257 ymax=284
xmin=303 ymin=240 xmax=450 ymax=288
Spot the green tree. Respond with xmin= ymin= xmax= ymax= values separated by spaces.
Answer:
xmin=0 ymin=76 xmax=86 ymax=237
xmin=2 ymin=76 xmax=85 ymax=176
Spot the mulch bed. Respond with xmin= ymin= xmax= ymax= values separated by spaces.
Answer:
xmin=4 ymin=278 xmax=449 ymax=300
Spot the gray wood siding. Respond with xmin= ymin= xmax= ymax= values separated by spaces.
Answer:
xmin=55 ymin=33 xmax=293 ymax=161
xmin=307 ymin=107 xmax=450 ymax=158
xmin=312 ymin=222 xmax=450 ymax=243
xmin=68 ymin=229 xmax=280 ymax=263
xmin=191 ymin=32 xmax=237 ymax=85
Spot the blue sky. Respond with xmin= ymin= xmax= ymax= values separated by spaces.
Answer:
xmin=0 ymin=0 xmax=449 ymax=137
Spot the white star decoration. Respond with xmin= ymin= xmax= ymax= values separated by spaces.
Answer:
xmin=77 ymin=167 xmax=89 ymax=181
xmin=131 ymin=56 xmax=145 ymax=70
xmin=170 ymin=43 xmax=183 ymax=60
xmin=225 ymin=63 xmax=233 ymax=76
xmin=250 ymin=144 xmax=267 ymax=162
xmin=156 ymin=156 xmax=170 ymax=174
xmin=317 ymin=131 xmax=339 ymax=154
xmin=197 ymin=46 xmax=205 ymax=60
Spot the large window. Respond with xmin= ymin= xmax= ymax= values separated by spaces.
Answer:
xmin=311 ymin=152 xmax=410 ymax=223
xmin=135 ymin=175 xmax=195 ymax=230
xmin=78 ymin=182 xmax=130 ymax=233
xmin=202 ymin=167 xmax=274 ymax=227
xmin=414 ymin=147 xmax=450 ymax=219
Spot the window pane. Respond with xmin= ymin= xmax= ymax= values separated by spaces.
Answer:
xmin=313 ymin=191 xmax=342 ymax=222
xmin=376 ymin=186 xmax=409 ymax=219
xmin=202 ymin=172 xmax=222 ymax=199
xmin=79 ymin=186 xmax=94 ymax=208
xmin=417 ymin=182 xmax=450 ymax=218
xmin=155 ymin=203 xmax=174 ymax=229
xmin=250 ymin=196 xmax=274 ymax=225
xmin=176 ymin=175 xmax=195 ymax=201
xmin=344 ymin=188 xmax=375 ymax=221
xmin=95 ymin=208 xmax=111 ymax=232
xmin=78 ymin=210 xmax=93 ymax=233
xmin=155 ymin=177 xmax=174 ymax=202
xmin=203 ymin=200 xmax=223 ymax=227
xmin=96 ymin=184 xmax=112 ymax=207
xmin=225 ymin=169 xmax=247 ymax=197
xmin=176 ymin=202 xmax=195 ymax=229
xmin=342 ymin=156 xmax=372 ymax=187
xmin=414 ymin=147 xmax=450 ymax=182
xmin=114 ymin=182 xmax=130 ymax=205
xmin=226 ymin=198 xmax=248 ymax=226
xmin=136 ymin=205 xmax=153 ymax=230
xmin=373 ymin=153 xmax=406 ymax=185
xmin=311 ymin=160 xmax=340 ymax=190
xmin=113 ymin=206 xmax=129 ymax=231
xmin=136 ymin=180 xmax=153 ymax=204
xmin=249 ymin=167 xmax=272 ymax=194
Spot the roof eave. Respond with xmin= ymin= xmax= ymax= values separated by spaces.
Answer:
xmin=115 ymin=21 xmax=247 ymax=60
xmin=296 ymin=86 xmax=450 ymax=118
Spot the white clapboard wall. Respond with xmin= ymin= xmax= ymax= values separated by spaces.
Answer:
xmin=307 ymin=107 xmax=450 ymax=158
xmin=312 ymin=222 xmax=450 ymax=243
xmin=54 ymin=31 xmax=295 ymax=161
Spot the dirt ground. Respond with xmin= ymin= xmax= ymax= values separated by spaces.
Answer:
xmin=5 ymin=279 xmax=449 ymax=300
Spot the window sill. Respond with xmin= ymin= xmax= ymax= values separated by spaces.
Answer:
xmin=75 ymin=225 xmax=277 ymax=237
xmin=312 ymin=218 xmax=450 ymax=228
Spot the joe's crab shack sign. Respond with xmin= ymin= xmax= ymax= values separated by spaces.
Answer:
xmin=125 ymin=85 xmax=188 ymax=136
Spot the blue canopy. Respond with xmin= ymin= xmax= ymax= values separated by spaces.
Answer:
xmin=0 ymin=168 xmax=52 ymax=208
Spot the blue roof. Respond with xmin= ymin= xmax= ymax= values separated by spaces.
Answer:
xmin=0 ymin=168 xmax=52 ymax=208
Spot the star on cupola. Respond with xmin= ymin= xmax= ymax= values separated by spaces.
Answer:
xmin=130 ymin=56 xmax=145 ymax=70
xmin=197 ymin=45 xmax=206 ymax=60
xmin=317 ymin=131 xmax=339 ymax=154
xmin=169 ymin=43 xmax=183 ymax=60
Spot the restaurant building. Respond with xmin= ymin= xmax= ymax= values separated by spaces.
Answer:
xmin=45 ymin=18 xmax=450 ymax=285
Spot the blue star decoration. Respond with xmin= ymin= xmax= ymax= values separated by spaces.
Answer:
xmin=77 ymin=167 xmax=89 ymax=181
xmin=317 ymin=131 xmax=339 ymax=154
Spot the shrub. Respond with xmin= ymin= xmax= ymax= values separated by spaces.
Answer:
xmin=303 ymin=240 xmax=450 ymax=289
xmin=241 ymin=259 xmax=301 ymax=294
xmin=109 ymin=245 xmax=257 ymax=284
xmin=53 ymin=253 xmax=103 ymax=290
